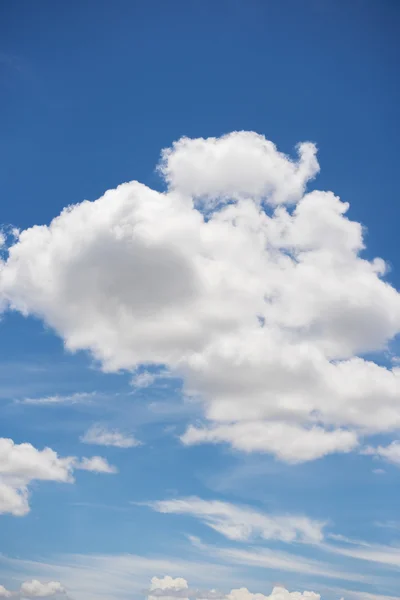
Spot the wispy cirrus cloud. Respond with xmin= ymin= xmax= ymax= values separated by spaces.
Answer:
xmin=16 ymin=392 xmax=95 ymax=406
xmin=147 ymin=496 xmax=400 ymax=577
xmin=145 ymin=497 xmax=325 ymax=544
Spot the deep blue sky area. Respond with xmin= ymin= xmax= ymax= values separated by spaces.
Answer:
xmin=1 ymin=3 xmax=400 ymax=600
xmin=1 ymin=0 xmax=399 ymax=265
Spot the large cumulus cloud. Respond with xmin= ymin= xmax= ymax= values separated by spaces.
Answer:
xmin=1 ymin=131 xmax=400 ymax=463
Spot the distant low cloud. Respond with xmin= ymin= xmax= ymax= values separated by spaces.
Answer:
xmin=146 ymin=576 xmax=319 ymax=600
xmin=0 ymin=579 xmax=66 ymax=598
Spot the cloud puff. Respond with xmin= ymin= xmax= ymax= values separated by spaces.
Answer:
xmin=147 ymin=497 xmax=325 ymax=544
xmin=20 ymin=580 xmax=66 ymax=597
xmin=158 ymin=132 xmax=319 ymax=206
xmin=0 ymin=437 xmax=116 ymax=516
xmin=80 ymin=424 xmax=141 ymax=448
xmin=1 ymin=132 xmax=400 ymax=463
xmin=149 ymin=576 xmax=189 ymax=600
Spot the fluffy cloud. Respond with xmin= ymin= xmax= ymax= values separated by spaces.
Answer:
xmin=81 ymin=425 xmax=140 ymax=448
xmin=148 ymin=576 xmax=189 ymax=600
xmin=1 ymin=132 xmax=400 ymax=463
xmin=158 ymin=132 xmax=319 ymax=206
xmin=0 ymin=580 xmax=65 ymax=598
xmin=147 ymin=497 xmax=325 ymax=544
xmin=0 ymin=438 xmax=116 ymax=516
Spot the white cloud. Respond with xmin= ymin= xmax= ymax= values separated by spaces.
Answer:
xmin=0 ymin=585 xmax=12 ymax=598
xmin=75 ymin=456 xmax=117 ymax=474
xmin=0 ymin=437 xmax=116 ymax=515
xmin=1 ymin=132 xmax=400 ymax=463
xmin=81 ymin=424 xmax=141 ymax=448
xmin=147 ymin=497 xmax=325 ymax=544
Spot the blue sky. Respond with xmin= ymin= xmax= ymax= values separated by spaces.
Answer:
xmin=1 ymin=1 xmax=400 ymax=599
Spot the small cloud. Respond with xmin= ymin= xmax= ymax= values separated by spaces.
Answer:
xmin=130 ymin=368 xmax=174 ymax=390
xmin=372 ymin=468 xmax=386 ymax=475
xmin=75 ymin=456 xmax=118 ymax=474
xmin=80 ymin=424 xmax=141 ymax=448
xmin=131 ymin=371 xmax=157 ymax=388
